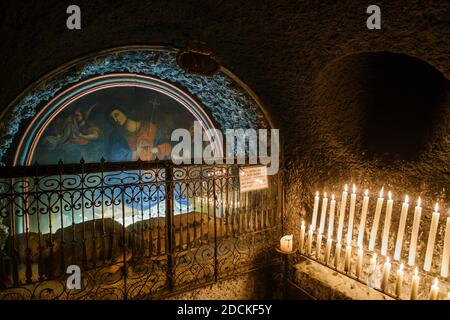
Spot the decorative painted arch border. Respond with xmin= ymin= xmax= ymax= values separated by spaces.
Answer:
xmin=0 ymin=46 xmax=273 ymax=165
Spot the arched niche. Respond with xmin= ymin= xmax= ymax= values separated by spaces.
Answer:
xmin=312 ymin=51 xmax=449 ymax=163
xmin=0 ymin=46 xmax=273 ymax=166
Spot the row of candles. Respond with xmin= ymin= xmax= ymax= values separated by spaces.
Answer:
xmin=279 ymin=184 xmax=449 ymax=300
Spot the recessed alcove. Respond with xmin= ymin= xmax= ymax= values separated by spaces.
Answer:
xmin=312 ymin=52 xmax=449 ymax=163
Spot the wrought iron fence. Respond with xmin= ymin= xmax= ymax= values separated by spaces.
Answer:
xmin=0 ymin=159 xmax=282 ymax=299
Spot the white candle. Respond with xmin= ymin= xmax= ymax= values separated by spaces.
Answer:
xmin=316 ymin=232 xmax=323 ymax=260
xmin=381 ymin=257 xmax=391 ymax=292
xmin=325 ymin=238 xmax=333 ymax=264
xmin=356 ymin=246 xmax=364 ymax=279
xmin=300 ymin=220 xmax=306 ymax=254
xmin=368 ymin=252 xmax=377 ymax=274
xmin=327 ymin=194 xmax=336 ymax=239
xmin=381 ymin=191 xmax=393 ymax=256
xmin=306 ymin=226 xmax=313 ymax=256
xmin=429 ymin=277 xmax=439 ymax=300
xmin=394 ymin=195 xmax=410 ymax=261
xmin=368 ymin=187 xmax=384 ymax=251
xmin=344 ymin=244 xmax=352 ymax=272
xmin=441 ymin=214 xmax=450 ymax=278
xmin=335 ymin=242 xmax=342 ymax=269
xmin=336 ymin=185 xmax=348 ymax=244
xmin=408 ymin=197 xmax=422 ymax=266
xmin=357 ymin=190 xmax=370 ymax=248
xmin=424 ymin=203 xmax=440 ymax=272
xmin=395 ymin=263 xmax=404 ymax=297
xmin=410 ymin=267 xmax=420 ymax=300
xmin=311 ymin=192 xmax=320 ymax=231
xmin=346 ymin=184 xmax=357 ymax=245
xmin=319 ymin=192 xmax=328 ymax=234
xmin=280 ymin=234 xmax=293 ymax=253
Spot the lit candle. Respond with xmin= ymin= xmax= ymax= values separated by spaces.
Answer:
xmin=311 ymin=192 xmax=320 ymax=231
xmin=357 ymin=190 xmax=370 ymax=248
xmin=336 ymin=185 xmax=348 ymax=244
xmin=280 ymin=234 xmax=293 ymax=253
xmin=395 ymin=263 xmax=404 ymax=297
xmin=306 ymin=225 xmax=314 ymax=255
xmin=356 ymin=246 xmax=364 ymax=279
xmin=410 ymin=267 xmax=420 ymax=300
xmin=381 ymin=257 xmax=391 ymax=292
xmin=327 ymin=194 xmax=336 ymax=239
xmin=346 ymin=184 xmax=357 ymax=245
xmin=408 ymin=197 xmax=422 ymax=266
xmin=394 ymin=195 xmax=410 ymax=261
xmin=319 ymin=192 xmax=328 ymax=234
xmin=344 ymin=244 xmax=352 ymax=272
xmin=316 ymin=232 xmax=323 ymax=260
xmin=424 ymin=203 xmax=440 ymax=272
xmin=325 ymin=238 xmax=333 ymax=264
xmin=335 ymin=242 xmax=342 ymax=269
xmin=428 ymin=278 xmax=439 ymax=300
xmin=300 ymin=220 xmax=306 ymax=254
xmin=441 ymin=212 xmax=450 ymax=278
xmin=381 ymin=191 xmax=393 ymax=256
xmin=369 ymin=252 xmax=377 ymax=274
xmin=368 ymin=187 xmax=384 ymax=251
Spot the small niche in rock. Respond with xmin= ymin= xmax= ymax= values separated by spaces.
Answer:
xmin=313 ymin=52 xmax=449 ymax=163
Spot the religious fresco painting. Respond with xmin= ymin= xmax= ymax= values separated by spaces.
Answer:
xmin=32 ymin=86 xmax=197 ymax=165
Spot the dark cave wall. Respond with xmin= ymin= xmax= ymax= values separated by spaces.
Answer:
xmin=0 ymin=0 xmax=449 ymax=281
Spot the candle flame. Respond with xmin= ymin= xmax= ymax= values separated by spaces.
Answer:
xmin=301 ymin=220 xmax=305 ymax=227
xmin=316 ymin=191 xmax=319 ymax=197
xmin=434 ymin=277 xmax=439 ymax=287
xmin=417 ymin=197 xmax=421 ymax=207
xmin=435 ymin=203 xmax=439 ymax=212
xmin=372 ymin=252 xmax=377 ymax=260
xmin=399 ymin=263 xmax=404 ymax=271
xmin=414 ymin=267 xmax=418 ymax=277
xmin=352 ymin=184 xmax=356 ymax=194
xmin=344 ymin=184 xmax=348 ymax=192
xmin=309 ymin=225 xmax=313 ymax=231
xmin=332 ymin=194 xmax=335 ymax=200
xmin=405 ymin=195 xmax=409 ymax=203
xmin=379 ymin=187 xmax=384 ymax=198
xmin=324 ymin=192 xmax=327 ymax=198
xmin=386 ymin=257 xmax=390 ymax=264
xmin=364 ymin=189 xmax=369 ymax=197
xmin=388 ymin=191 xmax=392 ymax=200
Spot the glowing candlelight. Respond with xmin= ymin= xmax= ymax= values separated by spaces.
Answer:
xmin=368 ymin=187 xmax=384 ymax=251
xmin=408 ymin=197 xmax=422 ymax=266
xmin=440 ymin=211 xmax=450 ymax=278
xmin=357 ymin=189 xmax=370 ymax=248
xmin=335 ymin=242 xmax=342 ymax=269
xmin=381 ymin=257 xmax=391 ymax=292
xmin=428 ymin=278 xmax=439 ymax=300
xmin=356 ymin=246 xmax=364 ymax=279
xmin=381 ymin=191 xmax=393 ymax=256
xmin=306 ymin=225 xmax=314 ymax=255
xmin=344 ymin=244 xmax=352 ymax=272
xmin=325 ymin=238 xmax=333 ymax=264
xmin=327 ymin=194 xmax=336 ymax=239
xmin=336 ymin=185 xmax=348 ymax=244
xmin=300 ymin=221 xmax=306 ymax=254
xmin=410 ymin=267 xmax=420 ymax=300
xmin=280 ymin=235 xmax=293 ymax=253
xmin=395 ymin=263 xmax=404 ymax=297
xmin=346 ymin=184 xmax=357 ymax=245
xmin=311 ymin=192 xmax=320 ymax=231
xmin=424 ymin=203 xmax=440 ymax=272
xmin=316 ymin=232 xmax=323 ymax=260
xmin=394 ymin=195 xmax=409 ymax=261
xmin=319 ymin=192 xmax=328 ymax=234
